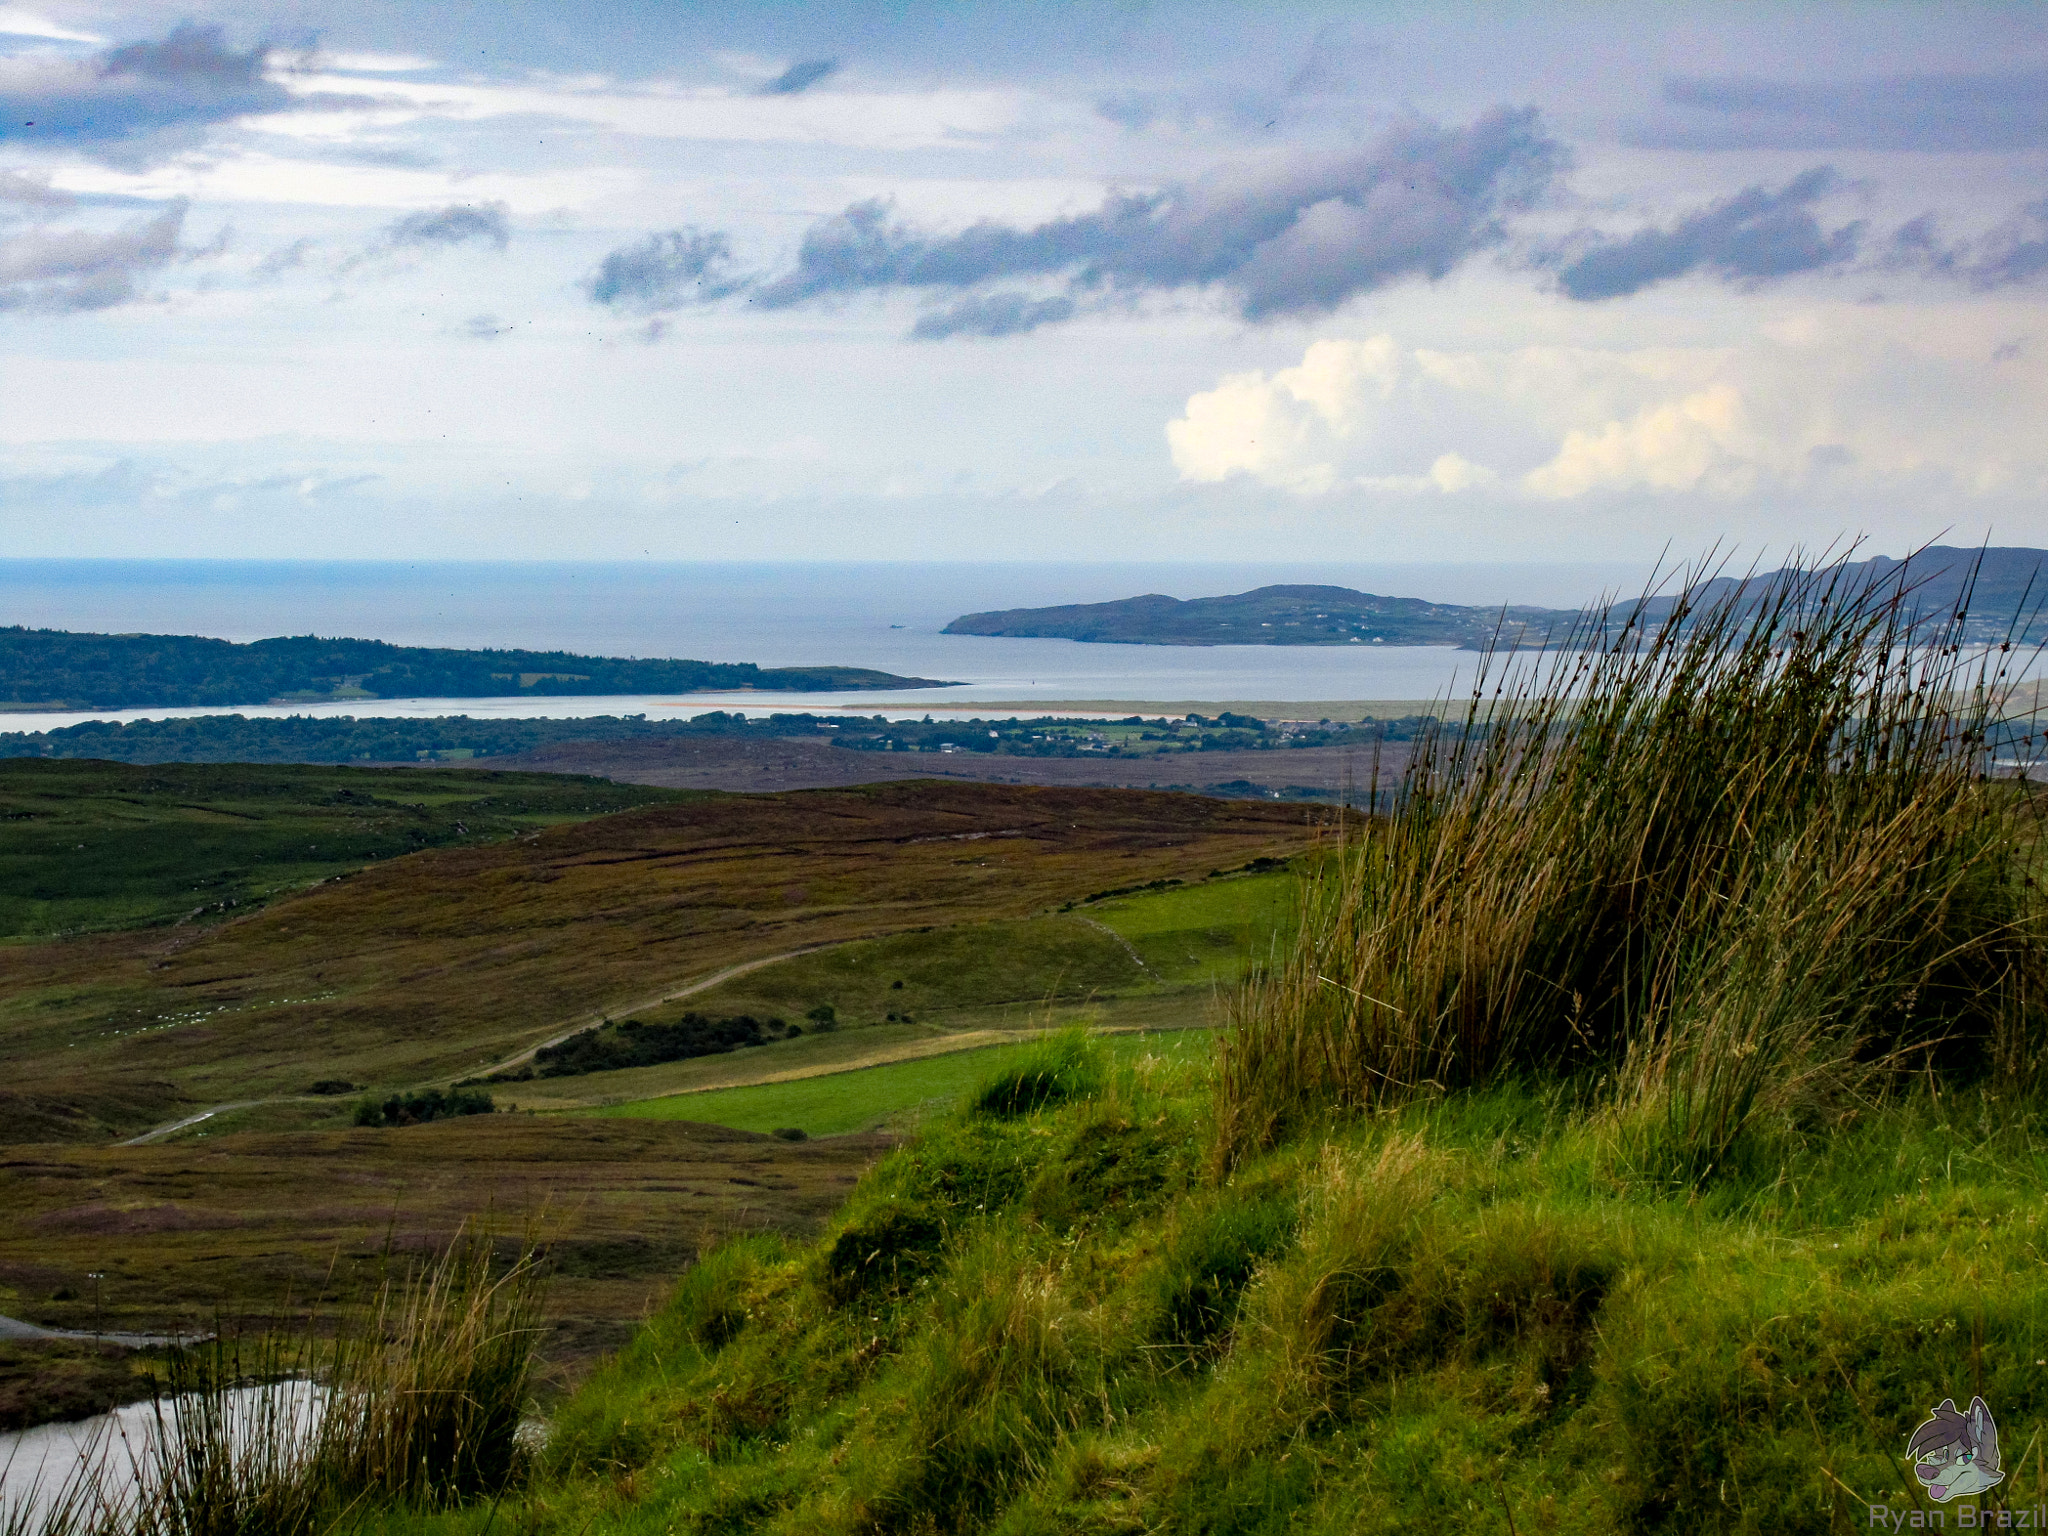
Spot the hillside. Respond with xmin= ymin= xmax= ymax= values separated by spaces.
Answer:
xmin=944 ymin=545 xmax=2048 ymax=647
xmin=0 ymin=763 xmax=1316 ymax=1418
xmin=944 ymin=582 xmax=1552 ymax=647
xmin=0 ymin=767 xmax=1316 ymax=1143
xmin=0 ymin=627 xmax=951 ymax=710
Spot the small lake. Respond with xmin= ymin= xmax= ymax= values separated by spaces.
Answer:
xmin=0 ymin=1384 xmax=324 ymax=1528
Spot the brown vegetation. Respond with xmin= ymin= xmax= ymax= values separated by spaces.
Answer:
xmin=0 ymin=1116 xmax=888 ymax=1386
xmin=0 ymin=781 xmax=1316 ymax=1141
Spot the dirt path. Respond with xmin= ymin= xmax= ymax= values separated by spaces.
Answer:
xmin=0 ymin=1312 xmax=203 ymax=1347
xmin=461 ymin=941 xmax=853 ymax=1080
xmin=113 ymin=941 xmax=860 ymax=1147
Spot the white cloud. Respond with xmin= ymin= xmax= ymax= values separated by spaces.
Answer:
xmin=1523 ymin=385 xmax=1756 ymax=498
xmin=1167 ymin=305 xmax=2048 ymax=505
xmin=0 ymin=6 xmax=101 ymax=43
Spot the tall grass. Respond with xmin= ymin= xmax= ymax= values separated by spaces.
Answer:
xmin=2 ymin=1231 xmax=544 ymax=1536
xmin=1217 ymin=549 xmax=2047 ymax=1176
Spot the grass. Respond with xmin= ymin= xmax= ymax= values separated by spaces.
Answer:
xmin=0 ymin=778 xmax=1316 ymax=1142
xmin=0 ymin=1340 xmax=162 ymax=1433
xmin=214 ymin=549 xmax=2048 ymax=1534
xmin=319 ymin=1055 xmax=2048 ymax=1535
xmin=1220 ymin=550 xmax=2045 ymax=1172
xmin=604 ymin=870 xmax=1293 ymax=1035
xmin=593 ymin=1029 xmax=1215 ymax=1135
xmin=0 ymin=758 xmax=680 ymax=940
xmin=3 ymin=1231 xmax=550 ymax=1535
xmin=0 ymin=1117 xmax=893 ymax=1391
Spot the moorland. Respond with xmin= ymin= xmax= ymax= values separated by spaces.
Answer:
xmin=0 ymin=760 xmax=1316 ymax=1421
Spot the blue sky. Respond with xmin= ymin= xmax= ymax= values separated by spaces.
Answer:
xmin=1 ymin=1 xmax=2046 ymax=562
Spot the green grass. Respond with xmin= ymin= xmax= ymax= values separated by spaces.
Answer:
xmin=329 ymin=1058 xmax=2048 ymax=1536
xmin=615 ymin=871 xmax=1294 ymax=1034
xmin=591 ymin=1028 xmax=1215 ymax=1135
xmin=0 ymin=758 xmax=681 ymax=939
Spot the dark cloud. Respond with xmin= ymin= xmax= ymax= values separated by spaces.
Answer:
xmin=384 ymin=202 xmax=511 ymax=251
xmin=1554 ymin=168 xmax=1862 ymax=301
xmin=758 ymin=59 xmax=838 ymax=96
xmin=0 ymin=201 xmax=185 ymax=312
xmin=1637 ymin=68 xmax=2048 ymax=152
xmin=0 ymin=24 xmax=364 ymax=158
xmin=909 ymin=292 xmax=1076 ymax=340
xmin=1964 ymin=200 xmax=2048 ymax=289
xmin=748 ymin=107 xmax=1562 ymax=324
xmin=585 ymin=227 xmax=745 ymax=311
xmin=1883 ymin=201 xmax=2048 ymax=290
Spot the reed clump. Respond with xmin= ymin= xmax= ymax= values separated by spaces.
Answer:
xmin=1217 ymin=551 xmax=2047 ymax=1176
xmin=4 ymin=1231 xmax=544 ymax=1536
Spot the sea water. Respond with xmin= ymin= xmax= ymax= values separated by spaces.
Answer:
xmin=0 ymin=558 xmax=1656 ymax=729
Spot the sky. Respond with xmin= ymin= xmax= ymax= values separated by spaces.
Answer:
xmin=1 ymin=1 xmax=2046 ymax=564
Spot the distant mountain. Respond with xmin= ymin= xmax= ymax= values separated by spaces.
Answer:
xmin=943 ymin=584 xmax=1563 ymax=649
xmin=0 ymin=629 xmax=953 ymax=711
xmin=1675 ymin=546 xmax=2048 ymax=643
xmin=944 ymin=550 xmax=2048 ymax=649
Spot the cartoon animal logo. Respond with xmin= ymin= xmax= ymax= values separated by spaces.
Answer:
xmin=1909 ymin=1396 xmax=2003 ymax=1503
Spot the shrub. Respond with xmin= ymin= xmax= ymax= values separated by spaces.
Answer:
xmin=353 ymin=1087 xmax=493 ymax=1127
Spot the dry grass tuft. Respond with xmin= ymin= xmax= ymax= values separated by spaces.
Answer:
xmin=1217 ymin=548 xmax=2047 ymax=1178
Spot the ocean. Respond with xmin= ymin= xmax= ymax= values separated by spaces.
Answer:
xmin=0 ymin=558 xmax=1656 ymax=729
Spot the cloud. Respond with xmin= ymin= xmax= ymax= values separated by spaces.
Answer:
xmin=0 ymin=200 xmax=185 ymax=311
xmin=1555 ymin=168 xmax=1863 ymax=301
xmin=758 ymin=59 xmax=837 ymax=96
xmin=742 ymin=107 xmax=1562 ymax=327
xmin=0 ymin=7 xmax=102 ymax=44
xmin=383 ymin=202 xmax=510 ymax=251
xmin=1523 ymin=385 xmax=1756 ymax=497
xmin=1171 ymin=314 xmax=2048 ymax=505
xmin=252 ymin=236 xmax=311 ymax=279
xmin=1879 ymin=200 xmax=2048 ymax=291
xmin=909 ymin=292 xmax=1075 ymax=340
xmin=0 ymin=24 xmax=358 ymax=158
xmin=585 ymin=227 xmax=744 ymax=311
xmin=1638 ymin=68 xmax=2048 ymax=152
xmin=0 ymin=168 xmax=69 ymax=208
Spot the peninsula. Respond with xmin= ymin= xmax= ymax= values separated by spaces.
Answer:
xmin=0 ymin=628 xmax=953 ymax=711
xmin=944 ymin=583 xmax=1559 ymax=647
xmin=944 ymin=547 xmax=2048 ymax=648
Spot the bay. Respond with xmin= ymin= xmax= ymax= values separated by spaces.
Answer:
xmin=0 ymin=559 xmax=1653 ymax=729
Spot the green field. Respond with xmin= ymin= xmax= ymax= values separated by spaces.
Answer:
xmin=608 ymin=870 xmax=1294 ymax=1034
xmin=592 ymin=1027 xmax=1216 ymax=1134
xmin=0 ymin=758 xmax=681 ymax=938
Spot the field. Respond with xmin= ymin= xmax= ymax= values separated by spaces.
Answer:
xmin=594 ymin=1028 xmax=1217 ymax=1134
xmin=0 ymin=758 xmax=679 ymax=940
xmin=0 ymin=761 xmax=1318 ymax=1427
xmin=0 ymin=773 xmax=1318 ymax=1143
xmin=0 ymin=1117 xmax=891 ymax=1389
